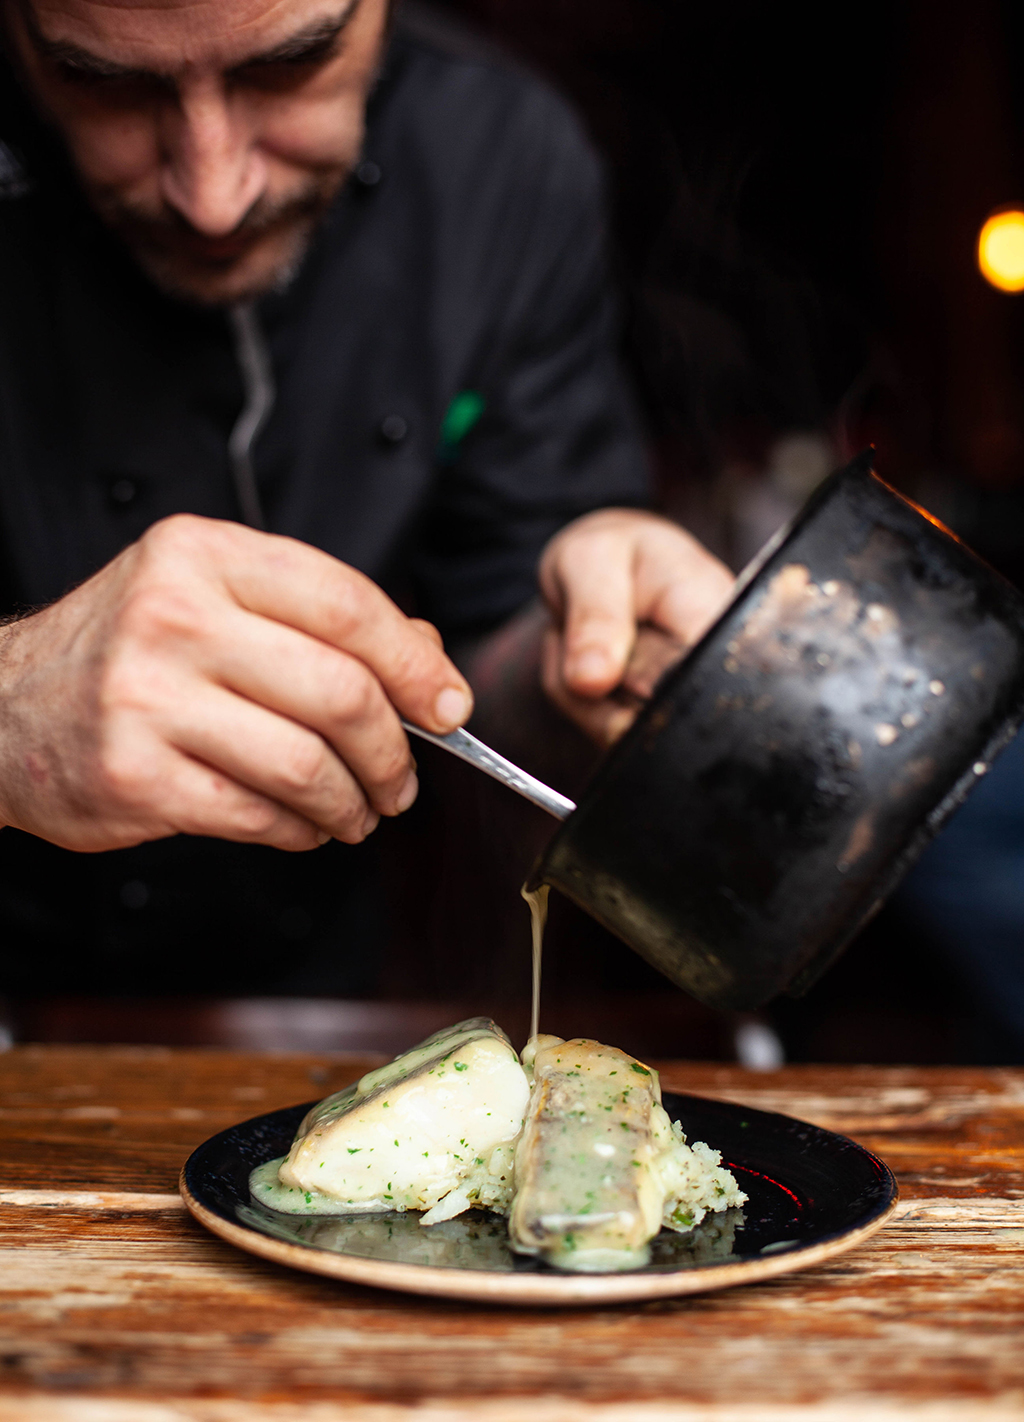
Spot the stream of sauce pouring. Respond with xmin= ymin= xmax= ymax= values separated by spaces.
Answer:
xmin=521 ymin=884 xmax=549 ymax=1044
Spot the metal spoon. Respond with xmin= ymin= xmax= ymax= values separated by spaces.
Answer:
xmin=401 ymin=721 xmax=576 ymax=820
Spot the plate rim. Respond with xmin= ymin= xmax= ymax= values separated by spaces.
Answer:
xmin=179 ymin=1091 xmax=899 ymax=1306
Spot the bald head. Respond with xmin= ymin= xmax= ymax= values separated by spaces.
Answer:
xmin=5 ymin=0 xmax=390 ymax=302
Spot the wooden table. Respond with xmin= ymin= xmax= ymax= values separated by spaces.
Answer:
xmin=0 ymin=1047 xmax=1022 ymax=1421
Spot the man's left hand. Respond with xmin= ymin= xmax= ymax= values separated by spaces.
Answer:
xmin=539 ymin=509 xmax=735 ymax=746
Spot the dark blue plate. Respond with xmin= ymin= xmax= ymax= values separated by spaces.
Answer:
xmin=180 ymin=1091 xmax=897 ymax=1305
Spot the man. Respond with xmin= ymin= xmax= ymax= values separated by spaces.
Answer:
xmin=0 ymin=0 xmax=732 ymax=993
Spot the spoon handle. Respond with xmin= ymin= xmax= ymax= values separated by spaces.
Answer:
xmin=400 ymin=721 xmax=576 ymax=821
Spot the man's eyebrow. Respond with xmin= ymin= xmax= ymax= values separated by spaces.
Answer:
xmin=22 ymin=9 xmax=150 ymax=80
xmin=234 ymin=3 xmax=361 ymax=68
xmin=23 ymin=0 xmax=361 ymax=79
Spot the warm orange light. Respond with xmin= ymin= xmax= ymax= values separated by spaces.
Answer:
xmin=978 ymin=209 xmax=1024 ymax=292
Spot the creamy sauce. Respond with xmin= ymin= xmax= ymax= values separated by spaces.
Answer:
xmin=521 ymin=883 xmax=549 ymax=1044
xmin=508 ymin=1037 xmax=660 ymax=1270
xmin=250 ymin=1156 xmax=352 ymax=1215
xmin=507 ymin=1037 xmax=748 ymax=1271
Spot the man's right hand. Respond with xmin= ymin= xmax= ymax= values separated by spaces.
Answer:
xmin=0 ymin=516 xmax=473 ymax=853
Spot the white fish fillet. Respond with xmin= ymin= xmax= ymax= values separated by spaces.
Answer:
xmin=252 ymin=1018 xmax=529 ymax=1221
xmin=508 ymin=1036 xmax=746 ymax=1272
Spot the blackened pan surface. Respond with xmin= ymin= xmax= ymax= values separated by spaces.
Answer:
xmin=537 ymin=453 xmax=1024 ymax=1009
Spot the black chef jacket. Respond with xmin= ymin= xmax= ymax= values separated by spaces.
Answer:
xmin=0 ymin=10 xmax=650 ymax=995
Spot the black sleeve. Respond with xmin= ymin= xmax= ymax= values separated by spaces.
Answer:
xmin=410 ymin=84 xmax=652 ymax=637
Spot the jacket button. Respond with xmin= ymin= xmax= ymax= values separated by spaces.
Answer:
xmin=378 ymin=414 xmax=409 ymax=445
xmin=107 ymin=476 xmax=139 ymax=507
xmin=119 ymin=879 xmax=149 ymax=909
xmin=355 ymin=160 xmax=382 ymax=188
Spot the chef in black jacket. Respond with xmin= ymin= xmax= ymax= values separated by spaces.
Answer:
xmin=0 ymin=0 xmax=732 ymax=994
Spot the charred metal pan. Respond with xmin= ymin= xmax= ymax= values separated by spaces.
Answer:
xmin=530 ymin=451 xmax=1024 ymax=1010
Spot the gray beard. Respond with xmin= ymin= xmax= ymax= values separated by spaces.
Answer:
xmin=94 ymin=181 xmax=342 ymax=308
xmin=126 ymin=226 xmax=315 ymax=308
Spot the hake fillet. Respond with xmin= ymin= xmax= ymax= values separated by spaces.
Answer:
xmin=508 ymin=1036 xmax=746 ymax=1272
xmin=250 ymin=1018 xmax=529 ymax=1222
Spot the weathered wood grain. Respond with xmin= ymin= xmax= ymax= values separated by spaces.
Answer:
xmin=2 ymin=1401 xmax=1024 ymax=1422
xmin=0 ymin=1402 xmax=1023 ymax=1422
xmin=0 ymin=1194 xmax=1021 ymax=1406
xmin=0 ymin=1047 xmax=378 ymax=1192
xmin=0 ymin=1049 xmax=1021 ymax=1420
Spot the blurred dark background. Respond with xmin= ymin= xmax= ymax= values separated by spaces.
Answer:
xmin=12 ymin=0 xmax=1024 ymax=1065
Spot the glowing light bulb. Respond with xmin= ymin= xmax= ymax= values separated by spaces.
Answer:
xmin=978 ymin=209 xmax=1024 ymax=292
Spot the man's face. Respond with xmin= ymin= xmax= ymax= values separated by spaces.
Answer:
xmin=5 ymin=0 xmax=389 ymax=303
